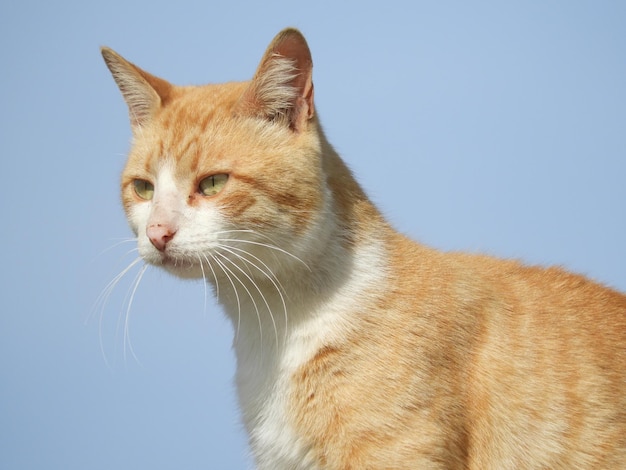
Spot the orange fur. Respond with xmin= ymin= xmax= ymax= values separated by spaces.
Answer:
xmin=293 ymin=235 xmax=626 ymax=467
xmin=102 ymin=28 xmax=626 ymax=469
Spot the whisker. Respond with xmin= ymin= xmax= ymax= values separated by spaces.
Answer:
xmin=223 ymin=238 xmax=310 ymax=271
xmin=213 ymin=251 xmax=266 ymax=346
xmin=202 ymin=254 xmax=220 ymax=302
xmin=197 ymin=254 xmax=209 ymax=316
xmin=221 ymin=244 xmax=286 ymax=294
xmin=89 ymin=257 xmax=144 ymax=325
xmin=213 ymin=229 xmax=257 ymax=236
xmin=93 ymin=237 xmax=138 ymax=260
xmin=208 ymin=253 xmax=242 ymax=341
xmin=214 ymin=229 xmax=291 ymax=249
xmin=218 ymin=244 xmax=288 ymax=344
xmin=217 ymin=246 xmax=280 ymax=346
xmin=89 ymin=257 xmax=144 ymax=368
xmin=122 ymin=263 xmax=148 ymax=366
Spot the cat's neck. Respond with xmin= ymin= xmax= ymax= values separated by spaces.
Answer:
xmin=217 ymin=131 xmax=387 ymax=344
xmin=226 ymin=202 xmax=391 ymax=448
xmin=213 ymin=132 xmax=391 ymax=398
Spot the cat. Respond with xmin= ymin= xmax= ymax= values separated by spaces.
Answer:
xmin=101 ymin=28 xmax=626 ymax=469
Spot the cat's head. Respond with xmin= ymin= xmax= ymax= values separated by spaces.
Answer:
xmin=102 ymin=29 xmax=329 ymax=281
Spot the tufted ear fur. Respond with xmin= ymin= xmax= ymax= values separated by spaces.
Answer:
xmin=238 ymin=28 xmax=315 ymax=132
xmin=101 ymin=47 xmax=173 ymax=129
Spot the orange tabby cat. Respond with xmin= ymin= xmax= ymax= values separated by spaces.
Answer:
xmin=102 ymin=28 xmax=626 ymax=469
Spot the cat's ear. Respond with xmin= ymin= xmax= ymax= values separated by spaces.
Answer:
xmin=238 ymin=28 xmax=314 ymax=132
xmin=101 ymin=47 xmax=172 ymax=129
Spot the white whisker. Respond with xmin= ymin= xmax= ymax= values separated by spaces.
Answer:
xmin=216 ymin=246 xmax=280 ymax=346
xmin=202 ymin=254 xmax=220 ymax=302
xmin=122 ymin=263 xmax=148 ymax=366
xmin=197 ymin=255 xmax=209 ymax=316
xmin=208 ymin=253 xmax=242 ymax=341
xmin=93 ymin=237 xmax=138 ymax=260
xmin=213 ymin=251 xmax=267 ymax=346
xmin=90 ymin=257 xmax=144 ymax=368
xmin=224 ymin=238 xmax=310 ymax=271
xmin=218 ymin=244 xmax=288 ymax=344
xmin=214 ymin=229 xmax=293 ymax=252
xmin=90 ymin=257 xmax=144 ymax=324
xmin=220 ymin=244 xmax=286 ymax=294
xmin=214 ymin=229 xmax=257 ymax=236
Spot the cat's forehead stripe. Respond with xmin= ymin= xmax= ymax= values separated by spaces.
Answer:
xmin=156 ymin=101 xmax=224 ymax=173
xmin=142 ymin=140 xmax=165 ymax=174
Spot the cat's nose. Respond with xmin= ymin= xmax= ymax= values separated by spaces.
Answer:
xmin=147 ymin=224 xmax=177 ymax=252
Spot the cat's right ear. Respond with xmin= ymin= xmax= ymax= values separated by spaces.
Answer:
xmin=237 ymin=28 xmax=315 ymax=132
xmin=100 ymin=47 xmax=172 ymax=129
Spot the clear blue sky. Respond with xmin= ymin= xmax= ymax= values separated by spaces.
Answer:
xmin=1 ymin=1 xmax=624 ymax=469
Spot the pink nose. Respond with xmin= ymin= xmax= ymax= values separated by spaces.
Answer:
xmin=147 ymin=224 xmax=176 ymax=252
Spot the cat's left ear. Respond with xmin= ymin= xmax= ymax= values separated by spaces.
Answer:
xmin=101 ymin=47 xmax=172 ymax=130
xmin=238 ymin=28 xmax=315 ymax=132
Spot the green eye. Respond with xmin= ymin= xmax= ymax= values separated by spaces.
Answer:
xmin=199 ymin=174 xmax=229 ymax=196
xmin=133 ymin=179 xmax=154 ymax=200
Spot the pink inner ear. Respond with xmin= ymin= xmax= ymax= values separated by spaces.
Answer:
xmin=292 ymin=80 xmax=314 ymax=130
xmin=238 ymin=28 xmax=315 ymax=131
xmin=101 ymin=47 xmax=174 ymax=128
xmin=272 ymin=30 xmax=315 ymax=127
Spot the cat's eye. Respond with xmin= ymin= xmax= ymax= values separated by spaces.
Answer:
xmin=133 ymin=179 xmax=154 ymax=200
xmin=199 ymin=174 xmax=229 ymax=196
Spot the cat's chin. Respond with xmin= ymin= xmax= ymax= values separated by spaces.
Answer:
xmin=162 ymin=264 xmax=205 ymax=280
xmin=144 ymin=254 xmax=205 ymax=280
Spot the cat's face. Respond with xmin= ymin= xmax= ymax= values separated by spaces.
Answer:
xmin=121 ymin=84 xmax=323 ymax=280
xmin=103 ymin=30 xmax=323 ymax=282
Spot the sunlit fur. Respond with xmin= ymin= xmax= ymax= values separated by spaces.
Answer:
xmin=102 ymin=28 xmax=626 ymax=469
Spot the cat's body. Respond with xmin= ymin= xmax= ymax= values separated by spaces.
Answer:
xmin=102 ymin=29 xmax=626 ymax=469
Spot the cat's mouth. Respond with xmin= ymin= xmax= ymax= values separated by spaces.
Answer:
xmin=138 ymin=234 xmax=207 ymax=279
xmin=148 ymin=251 xmax=204 ymax=279
xmin=155 ymin=251 xmax=189 ymax=269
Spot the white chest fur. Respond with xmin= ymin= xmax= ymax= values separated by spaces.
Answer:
xmin=224 ymin=239 xmax=387 ymax=469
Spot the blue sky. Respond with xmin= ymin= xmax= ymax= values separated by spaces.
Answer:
xmin=1 ymin=1 xmax=624 ymax=469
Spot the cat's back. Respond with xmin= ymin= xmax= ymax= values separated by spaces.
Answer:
xmin=393 ymin=234 xmax=626 ymax=337
xmin=390 ymin=237 xmax=626 ymax=468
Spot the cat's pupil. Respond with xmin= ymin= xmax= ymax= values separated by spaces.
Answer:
xmin=133 ymin=179 xmax=154 ymax=200
xmin=199 ymin=174 xmax=229 ymax=196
